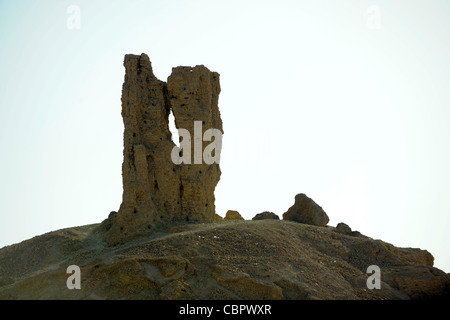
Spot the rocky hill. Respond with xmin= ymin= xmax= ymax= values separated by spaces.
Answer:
xmin=1 ymin=54 xmax=448 ymax=300
xmin=0 ymin=219 xmax=448 ymax=299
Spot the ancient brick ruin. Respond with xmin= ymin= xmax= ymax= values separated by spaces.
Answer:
xmin=106 ymin=53 xmax=223 ymax=245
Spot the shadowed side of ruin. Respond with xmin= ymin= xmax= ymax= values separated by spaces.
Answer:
xmin=105 ymin=53 xmax=223 ymax=246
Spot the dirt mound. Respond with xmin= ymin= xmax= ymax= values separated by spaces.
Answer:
xmin=0 ymin=220 xmax=448 ymax=300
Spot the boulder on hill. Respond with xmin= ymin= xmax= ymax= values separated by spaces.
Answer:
xmin=224 ymin=210 xmax=244 ymax=220
xmin=283 ymin=193 xmax=329 ymax=227
xmin=252 ymin=211 xmax=280 ymax=220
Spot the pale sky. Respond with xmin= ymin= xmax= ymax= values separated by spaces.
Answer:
xmin=0 ymin=0 xmax=449 ymax=272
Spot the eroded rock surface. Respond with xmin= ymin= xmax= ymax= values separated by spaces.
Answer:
xmin=105 ymin=54 xmax=223 ymax=246
xmin=1 ymin=220 xmax=448 ymax=300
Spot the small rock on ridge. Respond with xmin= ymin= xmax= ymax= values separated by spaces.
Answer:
xmin=282 ymin=193 xmax=329 ymax=227
xmin=252 ymin=211 xmax=280 ymax=220
xmin=224 ymin=210 xmax=244 ymax=220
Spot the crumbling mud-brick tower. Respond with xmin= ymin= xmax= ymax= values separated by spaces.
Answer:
xmin=106 ymin=53 xmax=223 ymax=246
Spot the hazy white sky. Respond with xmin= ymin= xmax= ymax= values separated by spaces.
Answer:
xmin=0 ymin=0 xmax=449 ymax=272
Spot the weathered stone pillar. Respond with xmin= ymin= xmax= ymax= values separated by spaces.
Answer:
xmin=105 ymin=53 xmax=223 ymax=245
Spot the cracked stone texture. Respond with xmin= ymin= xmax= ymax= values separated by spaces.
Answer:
xmin=106 ymin=53 xmax=223 ymax=246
